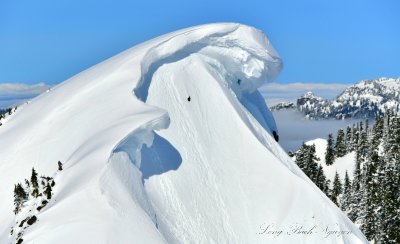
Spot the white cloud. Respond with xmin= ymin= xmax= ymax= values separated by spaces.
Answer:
xmin=259 ymin=82 xmax=351 ymax=106
xmin=0 ymin=82 xmax=51 ymax=96
xmin=259 ymin=82 xmax=351 ymax=92
xmin=0 ymin=82 xmax=51 ymax=108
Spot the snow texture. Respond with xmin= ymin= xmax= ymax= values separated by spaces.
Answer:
xmin=0 ymin=23 xmax=367 ymax=243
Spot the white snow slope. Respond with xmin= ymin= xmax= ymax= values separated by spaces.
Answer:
xmin=305 ymin=139 xmax=355 ymax=182
xmin=0 ymin=23 xmax=367 ymax=243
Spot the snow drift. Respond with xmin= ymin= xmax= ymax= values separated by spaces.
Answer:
xmin=0 ymin=23 xmax=367 ymax=243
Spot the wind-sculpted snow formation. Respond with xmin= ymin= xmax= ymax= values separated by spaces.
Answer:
xmin=0 ymin=23 xmax=367 ymax=243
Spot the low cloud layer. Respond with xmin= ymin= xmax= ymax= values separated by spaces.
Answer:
xmin=0 ymin=83 xmax=51 ymax=108
xmin=260 ymin=82 xmax=351 ymax=106
xmin=0 ymin=81 xmax=351 ymax=108
xmin=259 ymin=82 xmax=362 ymax=151
xmin=273 ymin=110 xmax=362 ymax=152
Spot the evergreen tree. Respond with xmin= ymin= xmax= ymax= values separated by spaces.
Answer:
xmin=24 ymin=179 xmax=30 ymax=189
xmin=44 ymin=182 xmax=52 ymax=200
xmin=305 ymin=144 xmax=320 ymax=182
xmin=295 ymin=143 xmax=308 ymax=171
xmin=363 ymin=116 xmax=384 ymax=241
xmin=378 ymin=116 xmax=400 ymax=243
xmin=360 ymin=115 xmax=395 ymax=243
xmin=295 ymin=143 xmax=320 ymax=182
xmin=325 ymin=134 xmax=335 ymax=165
xmin=315 ymin=164 xmax=328 ymax=194
xmin=345 ymin=126 xmax=353 ymax=152
xmin=330 ymin=172 xmax=342 ymax=206
xmin=324 ymin=179 xmax=331 ymax=198
xmin=352 ymin=123 xmax=360 ymax=152
xmin=335 ymin=129 xmax=347 ymax=157
xmin=13 ymin=185 xmax=20 ymax=215
xmin=341 ymin=171 xmax=352 ymax=212
xmin=348 ymin=157 xmax=363 ymax=222
xmin=372 ymin=117 xmax=384 ymax=146
xmin=31 ymin=168 xmax=39 ymax=198
xmin=295 ymin=144 xmax=328 ymax=199
xmin=356 ymin=122 xmax=368 ymax=162
xmin=13 ymin=183 xmax=27 ymax=214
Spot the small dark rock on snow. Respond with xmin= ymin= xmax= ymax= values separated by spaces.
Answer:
xmin=272 ymin=131 xmax=279 ymax=142
xmin=27 ymin=215 xmax=37 ymax=225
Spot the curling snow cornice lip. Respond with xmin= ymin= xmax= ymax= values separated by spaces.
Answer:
xmin=134 ymin=23 xmax=283 ymax=101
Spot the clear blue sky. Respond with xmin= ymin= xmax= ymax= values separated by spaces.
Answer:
xmin=1 ymin=0 xmax=399 ymax=85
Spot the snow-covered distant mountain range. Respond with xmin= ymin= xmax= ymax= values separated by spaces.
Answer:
xmin=0 ymin=23 xmax=367 ymax=243
xmin=271 ymin=77 xmax=400 ymax=119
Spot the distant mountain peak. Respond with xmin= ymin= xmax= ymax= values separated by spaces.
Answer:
xmin=296 ymin=77 xmax=400 ymax=119
xmin=270 ymin=101 xmax=295 ymax=111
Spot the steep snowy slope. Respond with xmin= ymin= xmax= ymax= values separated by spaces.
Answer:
xmin=0 ymin=23 xmax=367 ymax=243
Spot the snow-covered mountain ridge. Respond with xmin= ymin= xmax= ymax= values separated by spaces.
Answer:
xmin=270 ymin=101 xmax=295 ymax=111
xmin=298 ymin=78 xmax=400 ymax=119
xmin=270 ymin=78 xmax=400 ymax=119
xmin=0 ymin=23 xmax=367 ymax=243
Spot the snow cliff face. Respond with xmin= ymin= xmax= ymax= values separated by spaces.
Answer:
xmin=296 ymin=78 xmax=400 ymax=119
xmin=0 ymin=23 xmax=367 ymax=243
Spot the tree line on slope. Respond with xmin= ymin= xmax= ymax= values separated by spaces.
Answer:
xmin=293 ymin=113 xmax=400 ymax=243
xmin=11 ymin=161 xmax=63 ymax=244
xmin=0 ymin=106 xmax=17 ymax=126
xmin=13 ymin=168 xmax=55 ymax=214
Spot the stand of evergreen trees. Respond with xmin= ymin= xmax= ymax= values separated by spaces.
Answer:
xmin=294 ymin=113 xmax=400 ymax=243
xmin=0 ymin=106 xmax=17 ymax=126
xmin=11 ymin=166 xmax=58 ymax=244
xmin=13 ymin=168 xmax=55 ymax=215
